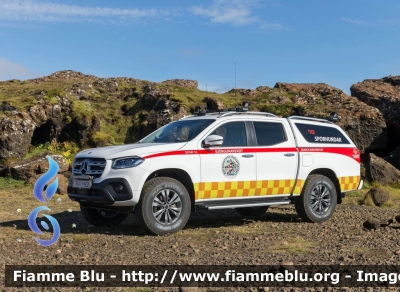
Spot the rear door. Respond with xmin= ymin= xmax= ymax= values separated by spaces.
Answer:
xmin=251 ymin=119 xmax=298 ymax=196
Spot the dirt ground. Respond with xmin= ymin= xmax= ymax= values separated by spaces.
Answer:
xmin=2 ymin=183 xmax=400 ymax=292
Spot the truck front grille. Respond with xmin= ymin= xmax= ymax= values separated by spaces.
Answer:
xmin=72 ymin=158 xmax=106 ymax=178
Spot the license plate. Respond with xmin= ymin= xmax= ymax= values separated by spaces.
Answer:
xmin=72 ymin=179 xmax=92 ymax=189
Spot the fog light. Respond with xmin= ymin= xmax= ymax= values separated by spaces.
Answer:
xmin=114 ymin=184 xmax=124 ymax=193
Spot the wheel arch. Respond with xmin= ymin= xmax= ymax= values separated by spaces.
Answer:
xmin=307 ymin=168 xmax=342 ymax=204
xmin=145 ymin=168 xmax=196 ymax=212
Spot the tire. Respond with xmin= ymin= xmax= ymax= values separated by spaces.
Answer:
xmin=80 ymin=205 xmax=129 ymax=227
xmin=135 ymin=177 xmax=191 ymax=235
xmin=294 ymin=174 xmax=337 ymax=223
xmin=235 ymin=206 xmax=269 ymax=217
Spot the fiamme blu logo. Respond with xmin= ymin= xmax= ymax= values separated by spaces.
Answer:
xmin=27 ymin=156 xmax=61 ymax=247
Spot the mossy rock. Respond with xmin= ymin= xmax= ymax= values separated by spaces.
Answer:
xmin=364 ymin=187 xmax=390 ymax=206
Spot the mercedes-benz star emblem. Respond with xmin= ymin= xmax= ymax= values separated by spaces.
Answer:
xmin=81 ymin=161 xmax=88 ymax=174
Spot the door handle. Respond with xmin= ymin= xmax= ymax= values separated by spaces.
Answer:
xmin=284 ymin=153 xmax=295 ymax=157
xmin=242 ymin=154 xmax=254 ymax=158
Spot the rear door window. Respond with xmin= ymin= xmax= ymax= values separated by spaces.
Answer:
xmin=253 ymin=122 xmax=287 ymax=146
xmin=295 ymin=123 xmax=350 ymax=144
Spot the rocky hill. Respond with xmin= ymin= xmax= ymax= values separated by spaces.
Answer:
xmin=1 ymin=70 xmax=400 ymax=187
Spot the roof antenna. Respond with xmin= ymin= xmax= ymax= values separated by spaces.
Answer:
xmin=205 ymin=84 xmax=208 ymax=113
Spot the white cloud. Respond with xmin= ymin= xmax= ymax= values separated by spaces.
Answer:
xmin=190 ymin=0 xmax=259 ymax=26
xmin=341 ymin=17 xmax=400 ymax=27
xmin=190 ymin=0 xmax=283 ymax=29
xmin=0 ymin=0 xmax=168 ymax=23
xmin=259 ymin=22 xmax=283 ymax=30
xmin=340 ymin=18 xmax=366 ymax=26
xmin=0 ymin=58 xmax=40 ymax=80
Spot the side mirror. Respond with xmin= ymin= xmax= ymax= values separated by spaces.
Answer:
xmin=203 ymin=135 xmax=223 ymax=147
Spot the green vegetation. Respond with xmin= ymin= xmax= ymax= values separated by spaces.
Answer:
xmin=72 ymin=100 xmax=96 ymax=119
xmin=342 ymin=189 xmax=368 ymax=206
xmin=92 ymin=131 xmax=116 ymax=146
xmin=25 ymin=140 xmax=80 ymax=164
xmin=344 ymin=182 xmax=400 ymax=207
xmin=0 ymin=79 xmax=76 ymax=110
xmin=0 ymin=177 xmax=30 ymax=190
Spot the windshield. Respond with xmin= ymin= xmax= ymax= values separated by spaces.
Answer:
xmin=140 ymin=119 xmax=215 ymax=143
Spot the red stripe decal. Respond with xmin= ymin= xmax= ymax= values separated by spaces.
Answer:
xmin=142 ymin=147 xmax=296 ymax=159
xmin=299 ymin=147 xmax=360 ymax=163
xmin=142 ymin=147 xmax=360 ymax=163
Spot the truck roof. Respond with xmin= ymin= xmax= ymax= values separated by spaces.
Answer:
xmin=181 ymin=111 xmax=277 ymax=120
xmin=180 ymin=111 xmax=335 ymax=125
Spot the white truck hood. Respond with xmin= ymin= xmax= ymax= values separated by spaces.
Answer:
xmin=75 ymin=143 xmax=187 ymax=160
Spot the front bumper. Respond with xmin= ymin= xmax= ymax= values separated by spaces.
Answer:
xmin=68 ymin=178 xmax=133 ymax=205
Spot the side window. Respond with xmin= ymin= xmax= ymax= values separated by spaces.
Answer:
xmin=253 ymin=122 xmax=287 ymax=146
xmin=295 ymin=123 xmax=350 ymax=144
xmin=210 ymin=122 xmax=247 ymax=147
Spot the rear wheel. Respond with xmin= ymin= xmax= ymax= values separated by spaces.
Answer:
xmin=80 ymin=205 xmax=129 ymax=227
xmin=135 ymin=177 xmax=191 ymax=235
xmin=295 ymin=174 xmax=337 ymax=223
xmin=235 ymin=206 xmax=269 ymax=217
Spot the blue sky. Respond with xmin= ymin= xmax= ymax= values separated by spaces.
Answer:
xmin=0 ymin=0 xmax=399 ymax=94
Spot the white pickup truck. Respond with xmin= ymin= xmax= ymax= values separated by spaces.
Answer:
xmin=68 ymin=110 xmax=362 ymax=235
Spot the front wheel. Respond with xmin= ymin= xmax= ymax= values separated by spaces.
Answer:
xmin=135 ymin=177 xmax=191 ymax=235
xmin=80 ymin=205 xmax=129 ymax=227
xmin=294 ymin=174 xmax=337 ymax=223
xmin=235 ymin=206 xmax=269 ymax=217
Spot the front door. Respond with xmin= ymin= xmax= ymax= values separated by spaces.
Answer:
xmin=198 ymin=121 xmax=257 ymax=200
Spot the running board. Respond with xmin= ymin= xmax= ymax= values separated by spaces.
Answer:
xmin=196 ymin=197 xmax=291 ymax=210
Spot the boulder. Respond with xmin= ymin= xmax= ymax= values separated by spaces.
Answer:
xmin=362 ymin=218 xmax=393 ymax=229
xmin=275 ymin=82 xmax=387 ymax=154
xmin=365 ymin=187 xmax=390 ymax=206
xmin=204 ymin=97 xmax=225 ymax=110
xmin=128 ymin=96 xmax=187 ymax=142
xmin=227 ymin=88 xmax=258 ymax=97
xmin=385 ymin=144 xmax=400 ymax=170
xmin=162 ymin=79 xmax=198 ymax=89
xmin=363 ymin=219 xmax=381 ymax=230
xmin=56 ymin=174 xmax=69 ymax=195
xmin=8 ymin=152 xmax=69 ymax=184
xmin=395 ymin=215 xmax=400 ymax=223
xmin=351 ymin=76 xmax=400 ymax=149
xmin=380 ymin=219 xmax=394 ymax=227
xmin=0 ymin=116 xmax=36 ymax=161
xmin=0 ymin=165 xmax=7 ymax=176
xmin=58 ymin=115 xmax=101 ymax=147
xmin=256 ymin=86 xmax=272 ymax=93
xmin=366 ymin=153 xmax=400 ymax=185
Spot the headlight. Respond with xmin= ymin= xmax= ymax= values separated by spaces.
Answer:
xmin=112 ymin=156 xmax=144 ymax=169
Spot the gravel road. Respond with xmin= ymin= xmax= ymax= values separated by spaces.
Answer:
xmin=2 ymin=203 xmax=400 ymax=291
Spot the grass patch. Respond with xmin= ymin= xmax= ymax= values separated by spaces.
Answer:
xmin=268 ymin=236 xmax=315 ymax=253
xmin=344 ymin=179 xmax=400 ymax=207
xmin=25 ymin=140 xmax=80 ymax=164
xmin=92 ymin=131 xmax=116 ymax=146
xmin=0 ymin=177 xmax=29 ymax=190
xmin=72 ymin=100 xmax=95 ymax=119
xmin=342 ymin=189 xmax=368 ymax=205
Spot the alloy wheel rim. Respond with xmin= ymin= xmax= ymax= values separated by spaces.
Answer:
xmin=152 ymin=189 xmax=182 ymax=224
xmin=310 ymin=184 xmax=331 ymax=215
